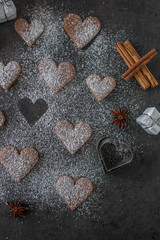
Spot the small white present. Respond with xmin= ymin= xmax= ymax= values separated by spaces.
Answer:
xmin=0 ymin=0 xmax=17 ymax=23
xmin=136 ymin=107 xmax=160 ymax=135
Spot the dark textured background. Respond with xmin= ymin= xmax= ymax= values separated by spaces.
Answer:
xmin=1 ymin=0 xmax=160 ymax=239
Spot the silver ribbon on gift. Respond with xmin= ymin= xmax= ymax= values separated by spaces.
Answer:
xmin=0 ymin=0 xmax=16 ymax=23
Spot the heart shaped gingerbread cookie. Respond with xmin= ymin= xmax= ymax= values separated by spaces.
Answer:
xmin=14 ymin=19 xmax=44 ymax=47
xmin=63 ymin=14 xmax=101 ymax=50
xmin=55 ymin=120 xmax=92 ymax=154
xmin=0 ymin=61 xmax=21 ymax=90
xmin=86 ymin=74 xmax=116 ymax=102
xmin=0 ymin=146 xmax=39 ymax=181
xmin=38 ymin=59 xmax=76 ymax=94
xmin=56 ymin=175 xmax=93 ymax=210
xmin=0 ymin=111 xmax=5 ymax=128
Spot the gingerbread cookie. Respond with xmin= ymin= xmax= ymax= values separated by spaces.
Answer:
xmin=0 ymin=61 xmax=22 ymax=90
xmin=86 ymin=74 xmax=116 ymax=102
xmin=38 ymin=59 xmax=76 ymax=94
xmin=55 ymin=120 xmax=92 ymax=154
xmin=63 ymin=14 xmax=101 ymax=50
xmin=0 ymin=111 xmax=5 ymax=128
xmin=56 ymin=175 xmax=93 ymax=210
xmin=0 ymin=146 xmax=38 ymax=181
xmin=14 ymin=19 xmax=45 ymax=47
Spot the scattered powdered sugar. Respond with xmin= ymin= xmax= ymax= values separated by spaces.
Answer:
xmin=0 ymin=61 xmax=21 ymax=90
xmin=56 ymin=175 xmax=93 ymax=211
xmin=73 ymin=18 xmax=101 ymax=49
xmin=86 ymin=74 xmax=116 ymax=101
xmin=0 ymin=146 xmax=38 ymax=182
xmin=15 ymin=19 xmax=45 ymax=47
xmin=64 ymin=14 xmax=101 ymax=49
xmin=55 ymin=120 xmax=92 ymax=154
xmin=38 ymin=59 xmax=76 ymax=94
xmin=0 ymin=4 xmax=146 ymax=219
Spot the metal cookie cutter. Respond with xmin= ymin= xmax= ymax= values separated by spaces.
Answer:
xmin=96 ymin=136 xmax=133 ymax=174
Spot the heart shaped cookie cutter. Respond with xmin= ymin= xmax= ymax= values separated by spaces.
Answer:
xmin=96 ymin=136 xmax=133 ymax=174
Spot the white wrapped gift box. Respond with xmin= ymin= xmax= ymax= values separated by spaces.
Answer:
xmin=0 ymin=0 xmax=16 ymax=23
xmin=136 ymin=107 xmax=160 ymax=135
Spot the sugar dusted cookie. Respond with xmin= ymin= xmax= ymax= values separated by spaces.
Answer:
xmin=56 ymin=175 xmax=93 ymax=210
xmin=0 ymin=61 xmax=21 ymax=90
xmin=63 ymin=14 xmax=101 ymax=50
xmin=0 ymin=111 xmax=5 ymax=128
xmin=0 ymin=146 xmax=39 ymax=181
xmin=86 ymin=74 xmax=116 ymax=102
xmin=14 ymin=19 xmax=44 ymax=47
xmin=38 ymin=59 xmax=76 ymax=94
xmin=54 ymin=120 xmax=92 ymax=154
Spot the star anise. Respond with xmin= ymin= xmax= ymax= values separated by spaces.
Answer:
xmin=111 ymin=107 xmax=130 ymax=129
xmin=7 ymin=200 xmax=28 ymax=219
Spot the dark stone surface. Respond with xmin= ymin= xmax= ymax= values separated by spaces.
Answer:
xmin=1 ymin=0 xmax=160 ymax=239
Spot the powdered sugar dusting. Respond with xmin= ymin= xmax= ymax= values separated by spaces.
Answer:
xmin=86 ymin=74 xmax=116 ymax=101
xmin=38 ymin=59 xmax=76 ymax=93
xmin=64 ymin=14 xmax=101 ymax=49
xmin=0 ymin=146 xmax=39 ymax=181
xmin=74 ymin=18 xmax=101 ymax=48
xmin=0 ymin=4 xmax=146 ymax=220
xmin=55 ymin=121 xmax=92 ymax=154
xmin=15 ymin=19 xmax=44 ymax=47
xmin=0 ymin=61 xmax=21 ymax=90
xmin=56 ymin=175 xmax=93 ymax=210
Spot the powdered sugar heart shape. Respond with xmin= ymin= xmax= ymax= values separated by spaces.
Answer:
xmin=56 ymin=175 xmax=93 ymax=210
xmin=38 ymin=59 xmax=76 ymax=94
xmin=86 ymin=74 xmax=116 ymax=102
xmin=63 ymin=14 xmax=101 ymax=50
xmin=0 ymin=146 xmax=39 ymax=182
xmin=0 ymin=61 xmax=21 ymax=90
xmin=55 ymin=120 xmax=92 ymax=154
xmin=0 ymin=111 xmax=5 ymax=128
xmin=14 ymin=19 xmax=44 ymax=47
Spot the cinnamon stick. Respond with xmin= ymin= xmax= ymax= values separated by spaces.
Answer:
xmin=123 ymin=40 xmax=158 ymax=87
xmin=115 ymin=42 xmax=150 ymax=90
xmin=122 ymin=49 xmax=157 ymax=80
